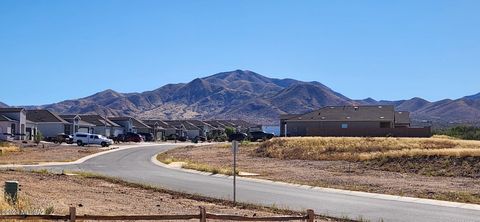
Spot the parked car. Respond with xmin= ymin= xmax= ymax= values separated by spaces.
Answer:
xmin=138 ymin=132 xmax=154 ymax=142
xmin=228 ymin=133 xmax=248 ymax=142
xmin=165 ymin=134 xmax=187 ymax=142
xmin=177 ymin=135 xmax=188 ymax=142
xmin=192 ymin=136 xmax=207 ymax=143
xmin=248 ymin=131 xmax=274 ymax=142
xmin=73 ymin=132 xmax=113 ymax=147
xmin=52 ymin=133 xmax=73 ymax=144
xmin=117 ymin=132 xmax=143 ymax=142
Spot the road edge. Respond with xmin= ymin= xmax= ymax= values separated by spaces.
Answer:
xmin=150 ymin=152 xmax=480 ymax=211
xmin=0 ymin=143 xmax=181 ymax=168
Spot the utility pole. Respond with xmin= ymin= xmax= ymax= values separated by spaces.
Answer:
xmin=104 ymin=111 xmax=108 ymax=137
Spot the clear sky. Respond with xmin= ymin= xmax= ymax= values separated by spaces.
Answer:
xmin=1 ymin=0 xmax=479 ymax=106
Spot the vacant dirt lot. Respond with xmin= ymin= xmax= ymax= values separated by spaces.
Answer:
xmin=0 ymin=170 xmax=333 ymax=221
xmin=0 ymin=143 xmax=107 ymax=165
xmin=160 ymin=142 xmax=480 ymax=204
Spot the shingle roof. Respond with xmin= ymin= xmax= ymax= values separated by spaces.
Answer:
xmin=76 ymin=115 xmax=120 ymax=127
xmin=109 ymin=116 xmax=151 ymax=129
xmin=27 ymin=110 xmax=69 ymax=123
xmin=285 ymin=105 xmax=396 ymax=122
xmin=131 ymin=118 xmax=151 ymax=129
xmin=225 ymin=120 xmax=256 ymax=128
xmin=163 ymin=120 xmax=200 ymax=130
xmin=0 ymin=115 xmax=15 ymax=122
xmin=204 ymin=120 xmax=228 ymax=128
xmin=187 ymin=120 xmax=216 ymax=129
xmin=140 ymin=119 xmax=172 ymax=129
xmin=59 ymin=115 xmax=96 ymax=127
xmin=394 ymin=111 xmax=410 ymax=124
xmin=0 ymin=108 xmax=24 ymax=113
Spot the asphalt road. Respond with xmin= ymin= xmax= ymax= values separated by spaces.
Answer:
xmin=26 ymin=144 xmax=480 ymax=222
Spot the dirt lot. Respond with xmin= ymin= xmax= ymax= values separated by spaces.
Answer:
xmin=159 ymin=143 xmax=480 ymax=204
xmin=0 ymin=170 xmax=334 ymax=222
xmin=0 ymin=142 xmax=107 ymax=165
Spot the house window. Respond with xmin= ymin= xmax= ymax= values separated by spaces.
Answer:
xmin=341 ymin=123 xmax=348 ymax=129
xmin=11 ymin=124 xmax=15 ymax=135
xmin=64 ymin=125 xmax=71 ymax=135
xmin=380 ymin=122 xmax=391 ymax=128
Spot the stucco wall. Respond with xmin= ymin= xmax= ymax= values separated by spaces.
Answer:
xmin=37 ymin=123 xmax=66 ymax=138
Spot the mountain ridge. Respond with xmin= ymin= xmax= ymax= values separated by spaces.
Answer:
xmin=14 ymin=70 xmax=480 ymax=126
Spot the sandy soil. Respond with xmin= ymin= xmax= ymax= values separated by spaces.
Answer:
xmin=0 ymin=143 xmax=107 ymax=165
xmin=0 ymin=170 xmax=332 ymax=221
xmin=162 ymin=144 xmax=480 ymax=204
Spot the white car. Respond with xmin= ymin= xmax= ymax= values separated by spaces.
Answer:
xmin=73 ymin=133 xmax=113 ymax=147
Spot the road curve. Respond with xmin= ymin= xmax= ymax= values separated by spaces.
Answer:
xmin=25 ymin=144 xmax=480 ymax=222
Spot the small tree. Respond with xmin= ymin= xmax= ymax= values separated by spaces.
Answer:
xmin=224 ymin=127 xmax=235 ymax=137
xmin=34 ymin=131 xmax=43 ymax=145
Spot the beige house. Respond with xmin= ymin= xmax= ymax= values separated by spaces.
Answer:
xmin=0 ymin=108 xmax=29 ymax=141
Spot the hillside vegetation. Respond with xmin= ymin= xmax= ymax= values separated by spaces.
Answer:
xmin=436 ymin=126 xmax=480 ymax=140
xmin=256 ymin=136 xmax=480 ymax=161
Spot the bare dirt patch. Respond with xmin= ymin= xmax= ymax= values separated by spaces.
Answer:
xmin=0 ymin=144 xmax=105 ymax=165
xmin=160 ymin=143 xmax=480 ymax=204
xmin=0 ymin=170 xmax=335 ymax=221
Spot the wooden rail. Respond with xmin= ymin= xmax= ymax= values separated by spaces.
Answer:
xmin=0 ymin=207 xmax=315 ymax=221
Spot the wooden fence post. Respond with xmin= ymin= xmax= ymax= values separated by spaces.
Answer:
xmin=69 ymin=207 xmax=76 ymax=222
xmin=199 ymin=206 xmax=206 ymax=222
xmin=306 ymin=209 xmax=314 ymax=222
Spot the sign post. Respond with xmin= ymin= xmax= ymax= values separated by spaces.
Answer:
xmin=232 ymin=140 xmax=239 ymax=205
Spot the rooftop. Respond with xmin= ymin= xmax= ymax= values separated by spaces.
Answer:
xmin=27 ymin=109 xmax=69 ymax=123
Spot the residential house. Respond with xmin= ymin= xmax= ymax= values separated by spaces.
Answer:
xmin=26 ymin=109 xmax=70 ymax=138
xmin=163 ymin=120 xmax=199 ymax=139
xmin=140 ymin=119 xmax=169 ymax=141
xmin=186 ymin=120 xmax=213 ymax=137
xmin=58 ymin=115 xmax=95 ymax=135
xmin=64 ymin=114 xmax=123 ymax=137
xmin=108 ymin=117 xmax=151 ymax=135
xmin=280 ymin=105 xmax=431 ymax=137
xmin=0 ymin=108 xmax=29 ymax=141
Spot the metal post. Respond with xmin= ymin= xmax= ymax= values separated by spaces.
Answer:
xmin=104 ymin=113 xmax=108 ymax=137
xmin=69 ymin=207 xmax=76 ymax=222
xmin=232 ymin=140 xmax=238 ymax=205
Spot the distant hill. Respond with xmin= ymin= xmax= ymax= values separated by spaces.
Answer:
xmin=0 ymin=102 xmax=8 ymax=108
xmin=22 ymin=70 xmax=480 ymax=126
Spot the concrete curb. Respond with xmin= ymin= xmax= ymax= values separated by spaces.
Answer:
xmin=151 ymin=152 xmax=480 ymax=211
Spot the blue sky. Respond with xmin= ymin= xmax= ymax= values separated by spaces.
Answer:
xmin=1 ymin=0 xmax=479 ymax=106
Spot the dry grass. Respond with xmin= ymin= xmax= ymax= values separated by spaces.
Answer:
xmin=0 ymin=143 xmax=20 ymax=156
xmin=257 ymin=137 xmax=480 ymax=161
xmin=0 ymin=193 xmax=52 ymax=215
xmin=157 ymin=153 xmax=237 ymax=175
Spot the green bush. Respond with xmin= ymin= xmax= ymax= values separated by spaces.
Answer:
xmin=436 ymin=126 xmax=480 ymax=140
xmin=224 ymin=127 xmax=235 ymax=137
xmin=34 ymin=131 xmax=43 ymax=144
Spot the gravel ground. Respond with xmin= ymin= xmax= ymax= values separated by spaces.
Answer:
xmin=162 ymin=144 xmax=480 ymax=204
xmin=0 ymin=170 xmax=333 ymax=222
xmin=0 ymin=143 xmax=107 ymax=165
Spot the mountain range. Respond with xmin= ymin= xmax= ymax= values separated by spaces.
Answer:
xmin=3 ymin=70 xmax=480 ymax=126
